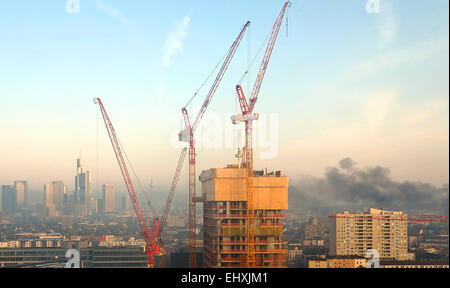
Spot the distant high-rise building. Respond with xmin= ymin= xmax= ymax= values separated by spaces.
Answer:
xmin=44 ymin=184 xmax=58 ymax=217
xmin=121 ymin=195 xmax=131 ymax=211
xmin=90 ymin=197 xmax=99 ymax=215
xmin=97 ymin=199 xmax=104 ymax=215
xmin=329 ymin=208 xmax=409 ymax=261
xmin=1 ymin=185 xmax=17 ymax=215
xmin=52 ymin=181 xmax=66 ymax=210
xmin=74 ymin=158 xmax=92 ymax=216
xmin=102 ymin=184 xmax=115 ymax=213
xmin=304 ymin=216 xmax=326 ymax=241
xmin=43 ymin=184 xmax=54 ymax=208
xmin=14 ymin=180 xmax=28 ymax=208
xmin=121 ymin=195 xmax=126 ymax=211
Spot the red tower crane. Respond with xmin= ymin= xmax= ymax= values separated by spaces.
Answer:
xmin=231 ymin=1 xmax=291 ymax=268
xmin=94 ymin=98 xmax=160 ymax=267
xmin=179 ymin=21 xmax=251 ymax=268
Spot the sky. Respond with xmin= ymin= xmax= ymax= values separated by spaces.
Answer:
xmin=0 ymin=0 xmax=448 ymax=195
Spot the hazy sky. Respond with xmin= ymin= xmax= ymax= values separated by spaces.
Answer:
xmin=0 ymin=0 xmax=448 ymax=193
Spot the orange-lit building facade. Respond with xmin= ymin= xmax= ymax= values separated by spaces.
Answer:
xmin=199 ymin=166 xmax=289 ymax=268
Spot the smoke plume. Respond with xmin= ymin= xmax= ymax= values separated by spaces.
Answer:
xmin=289 ymin=158 xmax=449 ymax=215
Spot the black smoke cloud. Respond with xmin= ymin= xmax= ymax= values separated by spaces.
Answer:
xmin=289 ymin=158 xmax=449 ymax=215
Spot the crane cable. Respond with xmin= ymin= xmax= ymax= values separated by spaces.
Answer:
xmin=183 ymin=44 xmax=231 ymax=109
xmin=286 ymin=5 xmax=289 ymax=38
xmin=95 ymin=108 xmax=150 ymax=215
xmin=96 ymin=106 xmax=99 ymax=207
xmin=183 ymin=20 xmax=251 ymax=109
xmin=238 ymin=3 xmax=291 ymax=87
xmin=95 ymin=108 xmax=153 ymax=216
xmin=238 ymin=31 xmax=270 ymax=86
xmin=117 ymin=137 xmax=157 ymax=217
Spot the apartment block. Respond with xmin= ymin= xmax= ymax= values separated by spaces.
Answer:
xmin=200 ymin=166 xmax=289 ymax=268
xmin=329 ymin=208 xmax=409 ymax=261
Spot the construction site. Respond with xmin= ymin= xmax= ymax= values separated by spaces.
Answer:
xmin=93 ymin=2 xmax=292 ymax=268
xmin=1 ymin=0 xmax=449 ymax=278
xmin=201 ymin=166 xmax=288 ymax=267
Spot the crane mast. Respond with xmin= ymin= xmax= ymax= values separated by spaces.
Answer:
xmin=232 ymin=2 xmax=291 ymax=268
xmin=94 ymin=98 xmax=159 ymax=267
xmin=179 ymin=21 xmax=251 ymax=268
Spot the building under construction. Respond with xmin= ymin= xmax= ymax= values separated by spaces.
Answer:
xmin=200 ymin=165 xmax=289 ymax=268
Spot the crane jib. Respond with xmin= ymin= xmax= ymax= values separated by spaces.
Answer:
xmin=95 ymin=98 xmax=158 ymax=267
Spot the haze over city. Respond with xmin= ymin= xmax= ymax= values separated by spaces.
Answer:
xmin=0 ymin=0 xmax=448 ymax=273
xmin=0 ymin=0 xmax=448 ymax=195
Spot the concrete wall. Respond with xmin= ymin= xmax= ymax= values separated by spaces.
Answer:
xmin=200 ymin=168 xmax=288 ymax=210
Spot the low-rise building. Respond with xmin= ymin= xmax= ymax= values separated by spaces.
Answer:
xmin=308 ymin=256 xmax=366 ymax=268
xmin=308 ymin=259 xmax=328 ymax=268
xmin=380 ymin=260 xmax=449 ymax=269
xmin=0 ymin=246 xmax=147 ymax=268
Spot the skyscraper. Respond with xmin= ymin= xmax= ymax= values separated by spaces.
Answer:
xmin=102 ymin=184 xmax=115 ymax=213
xmin=44 ymin=184 xmax=58 ymax=217
xmin=74 ymin=158 xmax=92 ymax=216
xmin=52 ymin=181 xmax=66 ymax=211
xmin=2 ymin=185 xmax=17 ymax=215
xmin=14 ymin=180 xmax=28 ymax=208
xmin=43 ymin=184 xmax=54 ymax=208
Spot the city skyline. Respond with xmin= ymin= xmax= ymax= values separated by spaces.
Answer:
xmin=0 ymin=0 xmax=448 ymax=273
xmin=0 ymin=0 xmax=448 ymax=192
